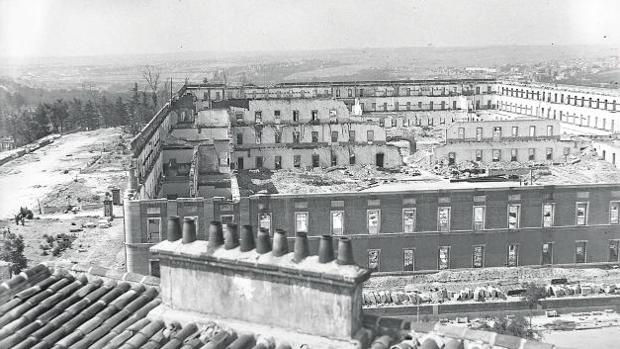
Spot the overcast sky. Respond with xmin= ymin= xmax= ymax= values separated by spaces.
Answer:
xmin=0 ymin=0 xmax=618 ymax=58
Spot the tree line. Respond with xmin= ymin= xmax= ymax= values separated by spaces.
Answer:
xmin=0 ymin=66 xmax=171 ymax=146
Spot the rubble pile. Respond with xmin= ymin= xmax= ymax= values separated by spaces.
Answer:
xmin=363 ymin=285 xmax=508 ymax=308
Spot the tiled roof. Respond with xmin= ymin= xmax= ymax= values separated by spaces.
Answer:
xmin=0 ymin=264 xmax=555 ymax=349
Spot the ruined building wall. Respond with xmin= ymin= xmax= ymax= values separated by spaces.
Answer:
xmin=497 ymin=82 xmax=620 ymax=132
xmin=445 ymin=119 xmax=562 ymax=140
xmin=433 ymin=138 xmax=574 ymax=163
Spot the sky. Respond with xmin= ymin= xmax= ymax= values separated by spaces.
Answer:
xmin=0 ymin=0 xmax=619 ymax=59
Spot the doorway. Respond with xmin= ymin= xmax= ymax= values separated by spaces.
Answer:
xmin=376 ymin=153 xmax=384 ymax=168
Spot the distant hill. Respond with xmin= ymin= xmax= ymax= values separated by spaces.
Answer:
xmin=0 ymin=45 xmax=617 ymax=91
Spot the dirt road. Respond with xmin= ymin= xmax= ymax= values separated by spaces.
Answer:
xmin=0 ymin=128 xmax=128 ymax=219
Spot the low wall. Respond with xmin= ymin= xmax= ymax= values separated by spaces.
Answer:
xmin=365 ymin=294 xmax=620 ymax=320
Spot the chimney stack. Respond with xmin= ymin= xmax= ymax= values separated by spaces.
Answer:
xmin=318 ymin=235 xmax=335 ymax=263
xmin=272 ymin=229 xmax=289 ymax=257
xmin=239 ymin=225 xmax=255 ymax=252
xmin=182 ymin=217 xmax=196 ymax=244
xmin=223 ymin=223 xmax=239 ymax=250
xmin=337 ymin=237 xmax=355 ymax=265
xmin=256 ymin=228 xmax=272 ymax=254
xmin=293 ymin=232 xmax=310 ymax=263
xmin=208 ymin=221 xmax=224 ymax=251
xmin=167 ymin=216 xmax=182 ymax=241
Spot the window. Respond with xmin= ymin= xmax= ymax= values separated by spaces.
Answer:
xmin=542 ymin=242 xmax=553 ymax=265
xmin=507 ymin=244 xmax=519 ymax=267
xmin=543 ymin=203 xmax=554 ymax=227
xmin=274 ymin=110 xmax=281 ymax=123
xmin=311 ymin=110 xmax=318 ymax=121
xmin=336 ymin=89 xmax=340 ymax=97
xmin=492 ymin=149 xmax=501 ymax=162
xmin=331 ymin=211 xmax=344 ymax=235
xmin=368 ymin=249 xmax=380 ymax=271
xmin=367 ymin=130 xmax=374 ymax=142
xmin=331 ymin=154 xmax=337 ymax=166
xmin=493 ymin=126 xmax=502 ymax=139
xmin=575 ymin=241 xmax=587 ymax=263
xmin=149 ymin=260 xmax=160 ymax=277
xmin=453 ymin=100 xmax=457 ymax=109
xmin=473 ymin=206 xmax=485 ymax=230
xmin=430 ymin=101 xmax=434 ymax=110
xmin=311 ymin=131 xmax=319 ymax=143
xmin=611 ymin=201 xmax=620 ymax=224
xmin=441 ymin=101 xmax=446 ymax=110
xmin=438 ymin=246 xmax=450 ymax=270
xmin=349 ymin=153 xmax=356 ymax=165
xmin=510 ymin=149 xmax=518 ymax=162
xmin=237 ymin=157 xmax=244 ymax=170
xmin=371 ymin=103 xmax=376 ymax=111
xmin=348 ymin=89 xmax=352 ymax=97
xmin=348 ymin=130 xmax=356 ymax=143
xmin=146 ymin=218 xmax=161 ymax=243
xmin=403 ymin=249 xmax=415 ymax=271
xmin=476 ymin=127 xmax=483 ymax=141
xmin=236 ymin=133 xmax=243 ymax=145
xmin=402 ymin=208 xmax=416 ymax=233
xmin=546 ymin=125 xmax=553 ymax=136
xmin=407 ymin=102 xmax=411 ymax=110
xmin=418 ymin=101 xmax=422 ymax=109
xmin=511 ymin=126 xmax=519 ymax=137
xmin=563 ymin=147 xmax=570 ymax=156
xmin=475 ymin=150 xmax=483 ymax=162
xmin=255 ymin=156 xmax=263 ymax=168
xmin=293 ymin=110 xmax=299 ymax=122
xmin=311 ymin=154 xmax=319 ymax=168
xmin=610 ymin=240 xmax=620 ymax=262
xmin=293 ymin=131 xmax=300 ymax=144
xmin=391 ymin=118 xmax=397 ymax=127
xmin=367 ymin=209 xmax=381 ymax=235
xmin=438 ymin=207 xmax=451 ymax=232
xmin=458 ymin=127 xmax=465 ymax=139
xmin=576 ymin=202 xmax=588 ymax=225
xmin=331 ymin=131 xmax=339 ymax=143
xmin=295 ymin=212 xmax=308 ymax=233
xmin=507 ymin=204 xmax=521 ymax=229
xmin=221 ymin=215 xmax=234 ymax=224
xmin=274 ymin=156 xmax=282 ymax=170
xmin=546 ymin=148 xmax=553 ymax=160
xmin=448 ymin=152 xmax=456 ymax=165
xmin=359 ymin=88 xmax=364 ymax=97
xmin=528 ymin=148 xmax=535 ymax=161
xmin=293 ymin=155 xmax=301 ymax=168
xmin=255 ymin=111 xmax=262 ymax=123
xmin=274 ymin=132 xmax=281 ymax=143
xmin=255 ymin=130 xmax=262 ymax=144
xmin=472 ymin=245 xmax=485 ymax=268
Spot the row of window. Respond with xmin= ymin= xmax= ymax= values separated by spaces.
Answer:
xmin=502 ymin=87 xmax=617 ymax=111
xmin=454 ymin=125 xmax=554 ymax=140
xmin=237 ymin=129 xmax=375 ymax=145
xmin=367 ymin=239 xmax=620 ymax=272
xmin=237 ymin=151 xmax=373 ymax=170
xmin=252 ymin=109 xmax=339 ymax=124
xmin=499 ymin=102 xmax=617 ymax=131
xmin=448 ymin=146 xmax=566 ymax=164
xmin=257 ymin=201 xmax=620 ymax=235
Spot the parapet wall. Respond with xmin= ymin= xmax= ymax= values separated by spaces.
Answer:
xmin=151 ymin=220 xmax=371 ymax=342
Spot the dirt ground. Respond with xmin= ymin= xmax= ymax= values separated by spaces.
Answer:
xmin=0 ymin=127 xmax=130 ymax=219
xmin=0 ymin=208 xmax=126 ymax=270
xmin=0 ymin=128 xmax=130 ymax=271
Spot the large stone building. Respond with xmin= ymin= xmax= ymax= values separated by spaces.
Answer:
xmin=124 ymin=79 xmax=620 ymax=276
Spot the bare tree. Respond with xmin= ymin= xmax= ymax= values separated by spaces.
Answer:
xmin=142 ymin=65 xmax=161 ymax=109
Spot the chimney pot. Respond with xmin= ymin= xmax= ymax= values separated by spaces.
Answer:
xmin=272 ymin=229 xmax=289 ymax=257
xmin=293 ymin=232 xmax=310 ymax=263
xmin=337 ymin=236 xmax=355 ymax=265
xmin=182 ymin=217 xmax=197 ymax=244
xmin=224 ymin=223 xmax=239 ymax=250
xmin=239 ymin=225 xmax=255 ymax=252
xmin=318 ymin=235 xmax=335 ymax=263
xmin=208 ymin=221 xmax=224 ymax=251
xmin=256 ymin=228 xmax=272 ymax=254
xmin=167 ymin=216 xmax=182 ymax=241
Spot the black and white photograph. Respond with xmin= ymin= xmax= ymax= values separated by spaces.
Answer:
xmin=0 ymin=0 xmax=619 ymax=348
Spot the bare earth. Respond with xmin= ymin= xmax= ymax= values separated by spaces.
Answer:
xmin=0 ymin=128 xmax=130 ymax=270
